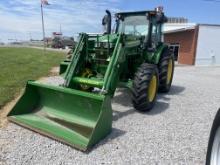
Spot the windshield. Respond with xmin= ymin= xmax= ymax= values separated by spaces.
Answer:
xmin=118 ymin=15 xmax=149 ymax=36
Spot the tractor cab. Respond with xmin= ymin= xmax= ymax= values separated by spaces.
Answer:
xmin=101 ymin=7 xmax=167 ymax=51
xmin=114 ymin=7 xmax=167 ymax=49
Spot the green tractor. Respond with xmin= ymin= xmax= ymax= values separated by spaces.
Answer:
xmin=8 ymin=7 xmax=174 ymax=151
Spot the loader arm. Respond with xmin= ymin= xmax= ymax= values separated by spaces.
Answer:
xmin=103 ymin=34 xmax=125 ymax=95
xmin=64 ymin=33 xmax=87 ymax=87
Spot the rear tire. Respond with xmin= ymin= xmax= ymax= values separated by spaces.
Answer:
xmin=206 ymin=108 xmax=220 ymax=165
xmin=132 ymin=63 xmax=159 ymax=112
xmin=158 ymin=49 xmax=174 ymax=93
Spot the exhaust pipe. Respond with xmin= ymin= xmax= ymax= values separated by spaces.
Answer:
xmin=102 ymin=10 xmax=112 ymax=34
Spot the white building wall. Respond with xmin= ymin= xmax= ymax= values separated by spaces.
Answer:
xmin=196 ymin=25 xmax=220 ymax=66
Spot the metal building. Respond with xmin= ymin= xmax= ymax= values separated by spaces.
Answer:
xmin=164 ymin=24 xmax=220 ymax=66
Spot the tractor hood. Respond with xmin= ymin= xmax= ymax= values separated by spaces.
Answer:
xmin=98 ymin=34 xmax=118 ymax=43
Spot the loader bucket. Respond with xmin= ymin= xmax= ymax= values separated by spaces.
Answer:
xmin=7 ymin=81 xmax=112 ymax=151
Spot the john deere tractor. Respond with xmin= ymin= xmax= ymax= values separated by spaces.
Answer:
xmin=8 ymin=7 xmax=174 ymax=151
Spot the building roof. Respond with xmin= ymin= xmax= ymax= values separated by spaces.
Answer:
xmin=198 ymin=24 xmax=220 ymax=27
xmin=164 ymin=23 xmax=220 ymax=34
xmin=164 ymin=26 xmax=196 ymax=34
xmin=164 ymin=22 xmax=196 ymax=32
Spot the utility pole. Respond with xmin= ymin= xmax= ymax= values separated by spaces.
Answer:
xmin=29 ymin=32 xmax=32 ymax=41
xmin=60 ymin=24 xmax=62 ymax=33
xmin=40 ymin=0 xmax=49 ymax=54
xmin=41 ymin=2 xmax=46 ymax=54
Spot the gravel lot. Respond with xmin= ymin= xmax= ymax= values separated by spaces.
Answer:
xmin=1 ymin=66 xmax=220 ymax=165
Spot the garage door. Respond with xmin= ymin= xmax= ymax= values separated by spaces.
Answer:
xmin=196 ymin=25 xmax=220 ymax=66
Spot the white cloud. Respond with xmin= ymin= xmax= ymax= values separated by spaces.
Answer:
xmin=0 ymin=0 xmax=120 ymax=42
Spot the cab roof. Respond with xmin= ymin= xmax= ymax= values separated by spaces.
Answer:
xmin=115 ymin=10 xmax=161 ymax=17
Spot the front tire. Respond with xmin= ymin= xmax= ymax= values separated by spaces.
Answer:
xmin=158 ymin=49 xmax=174 ymax=93
xmin=132 ymin=63 xmax=159 ymax=112
xmin=206 ymin=109 xmax=220 ymax=165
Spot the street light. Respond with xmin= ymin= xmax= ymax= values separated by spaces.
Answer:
xmin=40 ymin=0 xmax=49 ymax=54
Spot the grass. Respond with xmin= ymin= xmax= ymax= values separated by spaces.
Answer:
xmin=0 ymin=47 xmax=65 ymax=108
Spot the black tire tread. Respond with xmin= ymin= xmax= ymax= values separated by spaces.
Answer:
xmin=158 ymin=48 xmax=174 ymax=93
xmin=206 ymin=108 xmax=220 ymax=165
xmin=132 ymin=63 xmax=158 ymax=112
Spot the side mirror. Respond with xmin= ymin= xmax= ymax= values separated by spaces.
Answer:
xmin=156 ymin=13 xmax=168 ymax=24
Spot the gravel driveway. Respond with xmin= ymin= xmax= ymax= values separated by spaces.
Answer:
xmin=1 ymin=66 xmax=220 ymax=165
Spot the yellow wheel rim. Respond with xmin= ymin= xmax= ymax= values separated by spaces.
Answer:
xmin=80 ymin=68 xmax=93 ymax=91
xmin=148 ymin=75 xmax=157 ymax=102
xmin=166 ymin=59 xmax=173 ymax=85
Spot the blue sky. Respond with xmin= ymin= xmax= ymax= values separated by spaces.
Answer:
xmin=0 ymin=0 xmax=220 ymax=42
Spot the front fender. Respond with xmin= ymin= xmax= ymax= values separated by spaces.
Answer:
xmin=152 ymin=44 xmax=169 ymax=65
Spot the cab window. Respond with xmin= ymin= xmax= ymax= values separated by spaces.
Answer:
xmin=118 ymin=15 xmax=149 ymax=36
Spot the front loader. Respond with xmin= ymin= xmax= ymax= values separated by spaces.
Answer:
xmin=8 ymin=7 xmax=174 ymax=151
